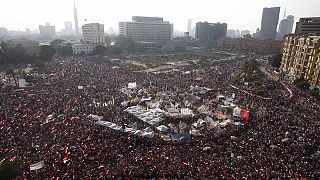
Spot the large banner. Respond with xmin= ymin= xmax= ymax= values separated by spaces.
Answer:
xmin=30 ymin=161 xmax=45 ymax=171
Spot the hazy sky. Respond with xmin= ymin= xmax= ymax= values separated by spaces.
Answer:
xmin=0 ymin=0 xmax=319 ymax=33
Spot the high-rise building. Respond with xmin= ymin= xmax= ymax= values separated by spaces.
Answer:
xmin=218 ymin=37 xmax=282 ymax=54
xmin=64 ymin=21 xmax=73 ymax=34
xmin=74 ymin=0 xmax=79 ymax=35
xmin=241 ymin=30 xmax=250 ymax=37
xmin=82 ymin=23 xmax=105 ymax=44
xmin=0 ymin=27 xmax=8 ymax=37
xmin=281 ymin=35 xmax=320 ymax=87
xmin=295 ymin=17 xmax=320 ymax=35
xmin=39 ymin=24 xmax=55 ymax=38
xmin=188 ymin=19 xmax=192 ymax=34
xmin=278 ymin=15 xmax=294 ymax=39
xmin=259 ymin=7 xmax=280 ymax=39
xmin=235 ymin=30 xmax=241 ymax=38
xmin=119 ymin=16 xmax=173 ymax=42
xmin=196 ymin=21 xmax=227 ymax=44
xmin=227 ymin=29 xmax=236 ymax=38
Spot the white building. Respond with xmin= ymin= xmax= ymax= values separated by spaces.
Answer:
xmin=39 ymin=24 xmax=55 ymax=38
xmin=72 ymin=44 xmax=94 ymax=55
xmin=119 ymin=16 xmax=173 ymax=42
xmin=63 ymin=21 xmax=74 ymax=35
xmin=82 ymin=23 xmax=105 ymax=44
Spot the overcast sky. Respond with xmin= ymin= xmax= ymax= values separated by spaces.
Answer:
xmin=0 ymin=0 xmax=319 ymax=33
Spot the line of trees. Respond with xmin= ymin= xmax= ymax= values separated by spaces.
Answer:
xmin=0 ymin=42 xmax=55 ymax=65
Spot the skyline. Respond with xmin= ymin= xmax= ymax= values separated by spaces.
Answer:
xmin=0 ymin=0 xmax=319 ymax=33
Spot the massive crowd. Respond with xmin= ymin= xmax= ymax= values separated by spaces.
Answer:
xmin=0 ymin=55 xmax=319 ymax=179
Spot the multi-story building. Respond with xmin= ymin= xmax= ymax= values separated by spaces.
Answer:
xmin=241 ymin=30 xmax=250 ymax=37
xmin=72 ymin=43 xmax=95 ymax=55
xmin=280 ymin=35 xmax=320 ymax=87
xmin=6 ymin=39 xmax=40 ymax=56
xmin=0 ymin=27 xmax=8 ymax=37
xmin=217 ymin=37 xmax=282 ymax=54
xmin=259 ymin=7 xmax=280 ymax=39
xmin=119 ymin=16 xmax=173 ymax=42
xmin=82 ymin=23 xmax=105 ymax=44
xmin=227 ymin=29 xmax=236 ymax=38
xmin=278 ymin=15 xmax=294 ymax=38
xmin=187 ymin=19 xmax=192 ymax=34
xmin=64 ymin=21 xmax=73 ymax=35
xmin=295 ymin=17 xmax=320 ymax=35
xmin=196 ymin=22 xmax=227 ymax=44
xmin=39 ymin=24 xmax=56 ymax=38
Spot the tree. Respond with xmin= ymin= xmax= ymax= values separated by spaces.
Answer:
xmin=6 ymin=68 xmax=17 ymax=87
xmin=0 ymin=47 xmax=4 ymax=64
xmin=40 ymin=45 xmax=56 ymax=61
xmin=56 ymin=45 xmax=73 ymax=56
xmin=92 ymin=45 xmax=107 ymax=55
xmin=110 ymin=46 xmax=122 ymax=54
xmin=0 ymin=160 xmax=21 ymax=180
xmin=269 ymin=52 xmax=282 ymax=68
xmin=50 ymin=39 xmax=65 ymax=48
xmin=114 ymin=35 xmax=138 ymax=52
xmin=242 ymin=59 xmax=260 ymax=78
xmin=105 ymin=35 xmax=112 ymax=46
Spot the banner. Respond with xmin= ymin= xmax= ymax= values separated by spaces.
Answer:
xmin=30 ymin=161 xmax=45 ymax=171
xmin=19 ymin=79 xmax=27 ymax=88
xmin=128 ymin=82 xmax=137 ymax=89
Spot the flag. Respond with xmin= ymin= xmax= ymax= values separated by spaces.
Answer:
xmin=9 ymin=156 xmax=16 ymax=162
xmin=240 ymin=108 xmax=250 ymax=120
xmin=63 ymin=157 xmax=69 ymax=163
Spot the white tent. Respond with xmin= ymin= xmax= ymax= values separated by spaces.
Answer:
xmin=233 ymin=107 xmax=242 ymax=117
xmin=156 ymin=125 xmax=169 ymax=132
xmin=193 ymin=118 xmax=206 ymax=128
xmin=128 ymin=82 xmax=137 ymax=89
xmin=87 ymin=114 xmax=103 ymax=121
xmin=180 ymin=108 xmax=193 ymax=116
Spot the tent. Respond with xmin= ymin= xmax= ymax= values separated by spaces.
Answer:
xmin=193 ymin=118 xmax=206 ymax=128
xmin=156 ymin=125 xmax=169 ymax=132
xmin=128 ymin=82 xmax=137 ymax=89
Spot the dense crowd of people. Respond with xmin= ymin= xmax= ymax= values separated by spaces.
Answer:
xmin=0 ymin=55 xmax=319 ymax=179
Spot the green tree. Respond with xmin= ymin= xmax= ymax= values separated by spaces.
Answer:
xmin=296 ymin=81 xmax=310 ymax=90
xmin=5 ymin=45 xmax=32 ymax=63
xmin=92 ymin=45 xmax=107 ymax=55
xmin=50 ymin=39 xmax=65 ymax=48
xmin=114 ymin=35 xmax=138 ymax=52
xmin=6 ymin=68 xmax=17 ymax=87
xmin=56 ymin=45 xmax=73 ymax=56
xmin=0 ymin=47 xmax=4 ymax=64
xmin=0 ymin=160 xmax=21 ymax=180
xmin=243 ymin=59 xmax=260 ymax=78
xmin=40 ymin=45 xmax=56 ymax=61
xmin=105 ymin=35 xmax=112 ymax=46
xmin=269 ymin=52 xmax=283 ymax=68
xmin=110 ymin=46 xmax=122 ymax=54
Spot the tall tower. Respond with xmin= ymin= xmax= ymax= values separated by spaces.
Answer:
xmin=188 ymin=19 xmax=192 ymax=33
xmin=74 ymin=0 xmax=79 ymax=35
xmin=259 ymin=7 xmax=280 ymax=39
